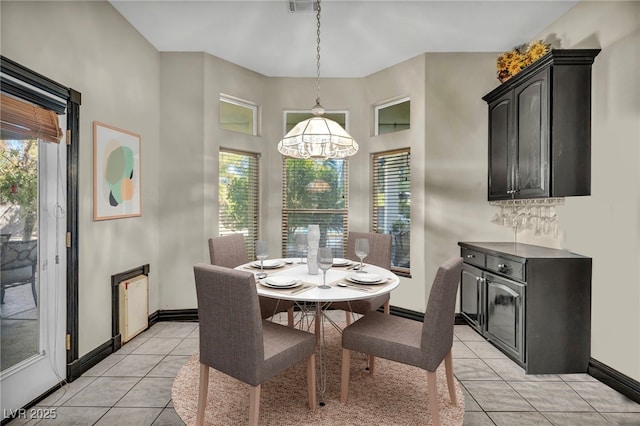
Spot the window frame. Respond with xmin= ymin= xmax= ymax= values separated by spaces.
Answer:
xmin=219 ymin=94 xmax=258 ymax=136
xmin=218 ymin=148 xmax=260 ymax=259
xmin=374 ymin=97 xmax=410 ymax=136
xmin=280 ymin=110 xmax=351 ymax=257
xmin=371 ymin=148 xmax=411 ymax=276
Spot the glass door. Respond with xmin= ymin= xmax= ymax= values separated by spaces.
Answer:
xmin=1 ymin=122 xmax=67 ymax=418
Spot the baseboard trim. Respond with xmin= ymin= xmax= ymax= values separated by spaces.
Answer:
xmin=150 ymin=308 xmax=199 ymax=323
xmin=388 ymin=305 xmax=422 ymax=321
xmin=387 ymin=306 xmax=466 ymax=325
xmin=67 ymin=337 xmax=117 ymax=382
xmin=589 ymin=358 xmax=640 ymax=404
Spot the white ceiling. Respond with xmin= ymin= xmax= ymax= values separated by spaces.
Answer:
xmin=109 ymin=0 xmax=578 ymax=78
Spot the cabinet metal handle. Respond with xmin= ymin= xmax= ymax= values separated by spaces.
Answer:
xmin=498 ymin=263 xmax=508 ymax=270
xmin=466 ymin=254 xmax=475 ymax=259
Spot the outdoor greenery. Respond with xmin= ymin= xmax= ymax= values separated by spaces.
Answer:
xmin=219 ymin=151 xmax=257 ymax=233
xmin=283 ymin=158 xmax=347 ymax=253
xmin=284 ymin=158 xmax=345 ymax=210
xmin=0 ymin=139 xmax=38 ymax=240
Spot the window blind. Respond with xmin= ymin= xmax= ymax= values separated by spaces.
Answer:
xmin=219 ymin=149 xmax=259 ymax=259
xmin=282 ymin=157 xmax=349 ymax=258
xmin=372 ymin=149 xmax=411 ymax=273
xmin=0 ymin=93 xmax=63 ymax=143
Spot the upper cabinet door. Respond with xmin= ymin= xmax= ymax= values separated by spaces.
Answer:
xmin=514 ymin=69 xmax=549 ymax=199
xmin=483 ymin=49 xmax=599 ymax=201
xmin=488 ymin=94 xmax=512 ymax=200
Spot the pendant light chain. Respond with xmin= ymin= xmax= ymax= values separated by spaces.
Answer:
xmin=276 ymin=0 xmax=358 ymax=159
xmin=315 ymin=0 xmax=322 ymax=107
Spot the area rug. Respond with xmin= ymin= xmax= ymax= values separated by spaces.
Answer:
xmin=172 ymin=326 xmax=464 ymax=425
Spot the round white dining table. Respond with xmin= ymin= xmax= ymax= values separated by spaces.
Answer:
xmin=237 ymin=258 xmax=399 ymax=304
xmin=236 ymin=258 xmax=400 ymax=404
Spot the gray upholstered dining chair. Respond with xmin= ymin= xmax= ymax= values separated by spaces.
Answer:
xmin=194 ymin=263 xmax=316 ymax=426
xmin=330 ymin=232 xmax=392 ymax=324
xmin=1 ymin=240 xmax=38 ymax=305
xmin=209 ymin=234 xmax=295 ymax=327
xmin=340 ymin=256 xmax=463 ymax=426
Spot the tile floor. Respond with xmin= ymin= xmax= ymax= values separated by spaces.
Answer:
xmin=7 ymin=315 xmax=640 ymax=425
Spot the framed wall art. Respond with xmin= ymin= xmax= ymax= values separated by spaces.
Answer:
xmin=93 ymin=121 xmax=141 ymax=220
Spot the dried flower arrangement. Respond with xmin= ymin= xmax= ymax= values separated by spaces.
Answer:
xmin=496 ymin=40 xmax=551 ymax=83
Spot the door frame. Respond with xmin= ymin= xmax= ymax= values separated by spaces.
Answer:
xmin=0 ymin=56 xmax=81 ymax=381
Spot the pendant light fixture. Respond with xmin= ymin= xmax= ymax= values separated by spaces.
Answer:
xmin=277 ymin=0 xmax=358 ymax=159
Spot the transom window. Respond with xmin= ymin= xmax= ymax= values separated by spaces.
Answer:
xmin=372 ymin=148 xmax=411 ymax=275
xmin=218 ymin=149 xmax=259 ymax=258
xmin=219 ymin=95 xmax=258 ymax=136
xmin=375 ymin=97 xmax=410 ymax=136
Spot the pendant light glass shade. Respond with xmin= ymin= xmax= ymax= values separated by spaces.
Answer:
xmin=277 ymin=0 xmax=358 ymax=159
xmin=278 ymin=114 xmax=358 ymax=159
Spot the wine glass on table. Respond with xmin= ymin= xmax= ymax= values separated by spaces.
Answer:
xmin=317 ymin=247 xmax=333 ymax=289
xmin=255 ymin=240 xmax=268 ymax=279
xmin=296 ymin=233 xmax=307 ymax=264
xmin=354 ymin=238 xmax=369 ymax=273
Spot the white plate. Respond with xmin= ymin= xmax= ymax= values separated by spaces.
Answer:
xmin=264 ymin=276 xmax=298 ymax=287
xmin=332 ymin=258 xmax=352 ymax=266
xmin=346 ymin=273 xmax=384 ymax=284
xmin=251 ymin=260 xmax=284 ymax=269
xmin=260 ymin=280 xmax=301 ymax=289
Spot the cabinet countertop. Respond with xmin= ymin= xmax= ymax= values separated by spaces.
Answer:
xmin=458 ymin=242 xmax=590 ymax=260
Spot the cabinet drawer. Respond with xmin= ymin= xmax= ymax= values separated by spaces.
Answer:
xmin=486 ymin=255 xmax=525 ymax=281
xmin=461 ymin=247 xmax=485 ymax=267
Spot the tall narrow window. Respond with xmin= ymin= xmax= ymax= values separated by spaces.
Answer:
xmin=372 ymin=149 xmax=411 ymax=274
xmin=282 ymin=111 xmax=349 ymax=257
xmin=219 ymin=149 xmax=259 ymax=258
xmin=219 ymin=95 xmax=258 ymax=136
xmin=282 ymin=158 xmax=349 ymax=257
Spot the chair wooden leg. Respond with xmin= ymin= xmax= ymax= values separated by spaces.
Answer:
xmin=368 ymin=354 xmax=376 ymax=375
xmin=287 ymin=307 xmax=294 ymax=327
xmin=444 ymin=350 xmax=457 ymax=405
xmin=249 ymin=384 xmax=261 ymax=426
xmin=427 ymin=370 xmax=440 ymax=426
xmin=196 ymin=363 xmax=210 ymax=426
xmin=307 ymin=353 xmax=317 ymax=411
xmin=340 ymin=348 xmax=351 ymax=403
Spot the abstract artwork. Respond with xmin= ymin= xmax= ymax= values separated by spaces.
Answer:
xmin=93 ymin=121 xmax=141 ymax=220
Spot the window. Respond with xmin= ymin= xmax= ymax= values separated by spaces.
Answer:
xmin=219 ymin=149 xmax=259 ymax=258
xmin=375 ymin=97 xmax=410 ymax=136
xmin=219 ymin=95 xmax=258 ymax=136
xmin=372 ymin=149 xmax=411 ymax=274
xmin=282 ymin=158 xmax=349 ymax=257
xmin=281 ymin=111 xmax=349 ymax=257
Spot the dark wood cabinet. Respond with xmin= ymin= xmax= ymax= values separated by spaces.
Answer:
xmin=484 ymin=49 xmax=599 ymax=201
xmin=459 ymin=242 xmax=592 ymax=374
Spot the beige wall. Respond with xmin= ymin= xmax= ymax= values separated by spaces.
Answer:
xmin=363 ymin=55 xmax=428 ymax=311
xmin=1 ymin=1 xmax=161 ymax=356
xmin=526 ymin=0 xmax=640 ymax=382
